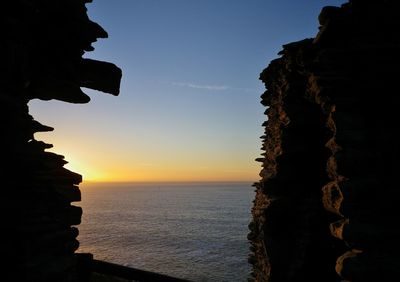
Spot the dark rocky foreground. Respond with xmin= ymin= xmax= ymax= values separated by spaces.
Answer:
xmin=3 ymin=0 xmax=400 ymax=281
xmin=249 ymin=1 xmax=400 ymax=281
xmin=1 ymin=0 xmax=121 ymax=281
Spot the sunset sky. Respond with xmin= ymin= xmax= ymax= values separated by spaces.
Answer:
xmin=29 ymin=0 xmax=344 ymax=182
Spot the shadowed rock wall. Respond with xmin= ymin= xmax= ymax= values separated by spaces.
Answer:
xmin=0 ymin=1 xmax=121 ymax=281
xmin=249 ymin=1 xmax=400 ymax=281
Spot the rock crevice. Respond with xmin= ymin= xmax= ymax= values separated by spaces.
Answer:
xmin=1 ymin=1 xmax=121 ymax=281
xmin=250 ymin=1 xmax=400 ymax=281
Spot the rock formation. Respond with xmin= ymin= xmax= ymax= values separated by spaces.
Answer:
xmin=0 ymin=1 xmax=121 ymax=281
xmin=249 ymin=1 xmax=400 ymax=281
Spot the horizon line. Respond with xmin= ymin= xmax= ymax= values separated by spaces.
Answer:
xmin=82 ymin=179 xmax=258 ymax=185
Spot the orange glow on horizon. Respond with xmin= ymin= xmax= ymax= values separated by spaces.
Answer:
xmin=73 ymin=164 xmax=259 ymax=183
xmin=64 ymin=153 xmax=259 ymax=183
xmin=33 ymin=124 xmax=261 ymax=184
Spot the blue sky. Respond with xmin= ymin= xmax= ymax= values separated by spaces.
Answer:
xmin=29 ymin=0 xmax=345 ymax=182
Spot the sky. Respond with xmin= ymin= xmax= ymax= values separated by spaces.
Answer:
xmin=29 ymin=0 xmax=345 ymax=183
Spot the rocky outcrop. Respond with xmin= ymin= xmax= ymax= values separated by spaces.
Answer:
xmin=249 ymin=1 xmax=400 ymax=281
xmin=1 ymin=1 xmax=121 ymax=281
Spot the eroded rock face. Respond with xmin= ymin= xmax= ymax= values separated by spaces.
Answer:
xmin=0 ymin=1 xmax=121 ymax=281
xmin=249 ymin=1 xmax=400 ymax=281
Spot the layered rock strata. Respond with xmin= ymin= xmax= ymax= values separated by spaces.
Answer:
xmin=1 ymin=1 xmax=121 ymax=281
xmin=249 ymin=1 xmax=400 ymax=281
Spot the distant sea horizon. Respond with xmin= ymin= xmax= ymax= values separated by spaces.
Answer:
xmin=77 ymin=181 xmax=254 ymax=282
xmin=81 ymin=180 xmax=255 ymax=186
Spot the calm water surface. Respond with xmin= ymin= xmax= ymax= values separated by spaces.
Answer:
xmin=77 ymin=182 xmax=254 ymax=282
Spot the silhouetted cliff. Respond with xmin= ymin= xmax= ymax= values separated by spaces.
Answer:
xmin=0 ymin=1 xmax=121 ymax=281
xmin=249 ymin=1 xmax=400 ymax=281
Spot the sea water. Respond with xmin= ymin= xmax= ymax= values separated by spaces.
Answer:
xmin=77 ymin=182 xmax=254 ymax=282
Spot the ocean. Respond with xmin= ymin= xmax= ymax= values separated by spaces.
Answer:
xmin=77 ymin=182 xmax=254 ymax=282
